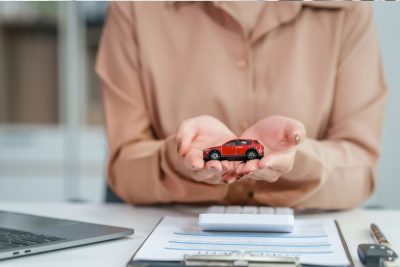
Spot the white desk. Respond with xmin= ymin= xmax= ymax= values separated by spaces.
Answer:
xmin=0 ymin=203 xmax=399 ymax=267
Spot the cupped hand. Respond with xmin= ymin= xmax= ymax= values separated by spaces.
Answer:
xmin=235 ymin=116 xmax=306 ymax=182
xmin=176 ymin=115 xmax=237 ymax=184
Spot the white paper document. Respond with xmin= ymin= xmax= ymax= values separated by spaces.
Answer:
xmin=134 ymin=216 xmax=350 ymax=266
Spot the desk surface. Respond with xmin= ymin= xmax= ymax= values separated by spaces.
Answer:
xmin=0 ymin=203 xmax=399 ymax=267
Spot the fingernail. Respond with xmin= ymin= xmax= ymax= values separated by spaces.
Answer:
xmin=294 ymin=134 xmax=300 ymax=144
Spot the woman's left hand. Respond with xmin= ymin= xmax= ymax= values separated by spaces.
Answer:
xmin=235 ymin=116 xmax=306 ymax=182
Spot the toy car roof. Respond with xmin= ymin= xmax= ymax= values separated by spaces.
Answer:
xmin=225 ymin=139 xmax=256 ymax=143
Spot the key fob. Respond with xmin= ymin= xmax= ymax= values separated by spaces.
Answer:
xmin=358 ymin=244 xmax=398 ymax=266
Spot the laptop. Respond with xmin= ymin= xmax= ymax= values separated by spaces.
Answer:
xmin=0 ymin=210 xmax=134 ymax=260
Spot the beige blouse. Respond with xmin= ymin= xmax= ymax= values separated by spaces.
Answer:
xmin=96 ymin=2 xmax=387 ymax=209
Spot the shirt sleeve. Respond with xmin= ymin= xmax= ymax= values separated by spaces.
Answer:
xmin=254 ymin=4 xmax=387 ymax=210
xmin=96 ymin=2 xmax=228 ymax=204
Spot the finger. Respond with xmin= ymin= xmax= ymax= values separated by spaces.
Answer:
xmin=258 ymin=151 xmax=295 ymax=174
xmin=235 ymin=161 xmax=247 ymax=175
xmin=222 ymin=171 xmax=238 ymax=184
xmin=196 ymin=169 xmax=227 ymax=185
xmin=247 ymin=168 xmax=281 ymax=182
xmin=223 ymin=176 xmax=237 ymax=184
xmin=221 ymin=161 xmax=239 ymax=184
xmin=184 ymin=150 xmax=205 ymax=170
xmin=176 ymin=119 xmax=198 ymax=156
xmin=190 ymin=168 xmax=220 ymax=182
xmin=204 ymin=160 xmax=223 ymax=172
xmin=241 ymin=159 xmax=260 ymax=174
xmin=232 ymin=160 xmax=243 ymax=170
xmin=200 ymin=173 xmax=223 ymax=184
xmin=220 ymin=160 xmax=232 ymax=172
xmin=204 ymin=176 xmax=224 ymax=184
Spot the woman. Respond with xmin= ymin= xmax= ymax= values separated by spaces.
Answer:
xmin=96 ymin=2 xmax=386 ymax=209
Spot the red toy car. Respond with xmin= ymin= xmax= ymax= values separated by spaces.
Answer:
xmin=203 ymin=139 xmax=264 ymax=161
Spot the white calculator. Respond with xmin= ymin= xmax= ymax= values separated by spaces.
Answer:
xmin=199 ymin=206 xmax=294 ymax=232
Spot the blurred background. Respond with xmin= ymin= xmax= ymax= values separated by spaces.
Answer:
xmin=0 ymin=2 xmax=399 ymax=207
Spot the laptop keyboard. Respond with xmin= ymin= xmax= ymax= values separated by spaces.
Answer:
xmin=0 ymin=227 xmax=64 ymax=251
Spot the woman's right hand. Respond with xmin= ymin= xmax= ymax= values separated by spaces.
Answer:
xmin=176 ymin=115 xmax=238 ymax=184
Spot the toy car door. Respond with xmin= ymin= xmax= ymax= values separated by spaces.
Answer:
xmin=236 ymin=140 xmax=248 ymax=156
xmin=221 ymin=141 xmax=237 ymax=157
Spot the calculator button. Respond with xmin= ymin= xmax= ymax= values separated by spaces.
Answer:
xmin=259 ymin=207 xmax=274 ymax=214
xmin=275 ymin=207 xmax=294 ymax=215
xmin=225 ymin=206 xmax=242 ymax=214
xmin=241 ymin=206 xmax=258 ymax=214
xmin=207 ymin=206 xmax=225 ymax=214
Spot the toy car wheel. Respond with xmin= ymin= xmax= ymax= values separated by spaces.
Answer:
xmin=209 ymin=151 xmax=221 ymax=160
xmin=246 ymin=150 xmax=258 ymax=160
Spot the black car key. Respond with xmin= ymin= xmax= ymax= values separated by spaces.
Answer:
xmin=358 ymin=243 xmax=398 ymax=267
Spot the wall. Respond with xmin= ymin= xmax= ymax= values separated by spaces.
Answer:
xmin=368 ymin=3 xmax=400 ymax=208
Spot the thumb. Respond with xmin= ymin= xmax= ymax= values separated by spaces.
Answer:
xmin=176 ymin=119 xmax=198 ymax=156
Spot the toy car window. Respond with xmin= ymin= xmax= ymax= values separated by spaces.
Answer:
xmin=225 ymin=141 xmax=236 ymax=146
xmin=239 ymin=140 xmax=248 ymax=145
